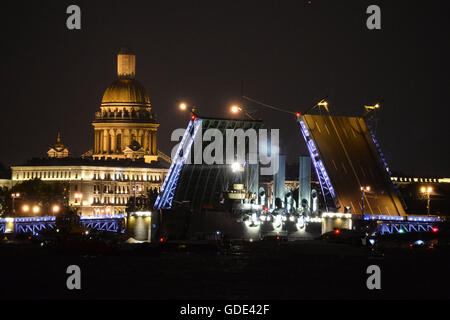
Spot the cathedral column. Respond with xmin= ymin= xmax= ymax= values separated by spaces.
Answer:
xmin=148 ymin=130 xmax=152 ymax=154
xmin=94 ymin=130 xmax=98 ymax=153
xmin=103 ymin=129 xmax=110 ymax=153
xmin=138 ymin=129 xmax=144 ymax=147
xmin=151 ymin=131 xmax=157 ymax=155
xmin=110 ymin=129 xmax=117 ymax=153
xmin=116 ymin=129 xmax=122 ymax=152
xmin=99 ymin=130 xmax=103 ymax=153
xmin=149 ymin=131 xmax=153 ymax=153
xmin=132 ymin=129 xmax=138 ymax=143
xmin=143 ymin=130 xmax=149 ymax=153
xmin=97 ymin=130 xmax=101 ymax=153
xmin=123 ymin=129 xmax=130 ymax=149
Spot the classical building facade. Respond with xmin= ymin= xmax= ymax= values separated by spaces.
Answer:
xmin=11 ymin=158 xmax=168 ymax=215
xmin=92 ymin=47 xmax=159 ymax=162
xmin=8 ymin=48 xmax=170 ymax=216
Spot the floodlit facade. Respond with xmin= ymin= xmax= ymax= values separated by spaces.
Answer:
xmin=11 ymin=159 xmax=168 ymax=215
xmin=7 ymin=47 xmax=170 ymax=215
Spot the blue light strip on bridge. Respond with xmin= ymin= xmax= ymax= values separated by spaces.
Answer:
xmin=15 ymin=217 xmax=56 ymax=223
xmin=298 ymin=117 xmax=337 ymax=211
xmin=363 ymin=214 xmax=442 ymax=222
xmin=154 ymin=118 xmax=203 ymax=210
xmin=80 ymin=214 xmax=125 ymax=220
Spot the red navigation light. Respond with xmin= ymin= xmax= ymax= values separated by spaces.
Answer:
xmin=276 ymin=236 xmax=280 ymax=240
xmin=334 ymin=228 xmax=341 ymax=235
xmin=432 ymin=227 xmax=439 ymax=233
xmin=159 ymin=237 xmax=165 ymax=243
xmin=295 ymin=112 xmax=301 ymax=117
xmin=191 ymin=114 xmax=196 ymax=120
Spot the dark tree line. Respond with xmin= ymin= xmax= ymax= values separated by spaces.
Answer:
xmin=0 ymin=178 xmax=68 ymax=217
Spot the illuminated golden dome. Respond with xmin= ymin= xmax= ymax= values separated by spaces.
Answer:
xmin=101 ymin=78 xmax=150 ymax=106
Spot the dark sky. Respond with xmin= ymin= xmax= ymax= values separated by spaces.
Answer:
xmin=1 ymin=0 xmax=449 ymax=176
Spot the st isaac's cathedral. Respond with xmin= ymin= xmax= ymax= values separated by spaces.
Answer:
xmin=10 ymin=48 xmax=170 ymax=216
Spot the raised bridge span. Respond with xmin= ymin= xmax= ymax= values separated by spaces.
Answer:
xmin=298 ymin=114 xmax=406 ymax=216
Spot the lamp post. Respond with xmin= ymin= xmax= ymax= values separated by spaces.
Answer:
xmin=74 ymin=192 xmax=83 ymax=215
xmin=360 ymin=186 xmax=371 ymax=215
xmin=11 ymin=192 xmax=20 ymax=216
xmin=52 ymin=204 xmax=60 ymax=215
xmin=230 ymin=104 xmax=257 ymax=120
xmin=179 ymin=102 xmax=198 ymax=117
xmin=420 ymin=186 xmax=433 ymax=215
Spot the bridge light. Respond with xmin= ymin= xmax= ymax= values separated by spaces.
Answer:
xmin=231 ymin=105 xmax=240 ymax=113
xmin=231 ymin=162 xmax=241 ymax=172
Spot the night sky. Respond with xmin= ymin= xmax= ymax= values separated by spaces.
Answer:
xmin=1 ymin=0 xmax=449 ymax=176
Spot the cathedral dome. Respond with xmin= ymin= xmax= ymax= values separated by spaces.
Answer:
xmin=101 ymin=78 xmax=151 ymax=106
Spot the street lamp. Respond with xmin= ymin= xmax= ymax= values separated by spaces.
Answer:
xmin=11 ymin=192 xmax=20 ymax=215
xmin=32 ymin=205 xmax=40 ymax=214
xmin=230 ymin=104 xmax=256 ymax=120
xmin=22 ymin=204 xmax=30 ymax=213
xmin=74 ymin=192 xmax=83 ymax=204
xmin=420 ymin=186 xmax=433 ymax=215
xmin=364 ymin=103 xmax=380 ymax=112
xmin=360 ymin=186 xmax=371 ymax=215
xmin=179 ymin=102 xmax=198 ymax=116
xmin=317 ymin=100 xmax=329 ymax=112
xmin=52 ymin=204 xmax=60 ymax=214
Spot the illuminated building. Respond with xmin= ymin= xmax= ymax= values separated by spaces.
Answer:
xmin=9 ymin=48 xmax=170 ymax=215
xmin=47 ymin=133 xmax=69 ymax=158
xmin=92 ymin=47 xmax=159 ymax=162
xmin=11 ymin=158 xmax=167 ymax=215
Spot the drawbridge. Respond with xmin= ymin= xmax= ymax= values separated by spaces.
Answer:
xmin=156 ymin=113 xmax=406 ymax=216
xmin=297 ymin=114 xmax=406 ymax=216
xmin=154 ymin=116 xmax=263 ymax=211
